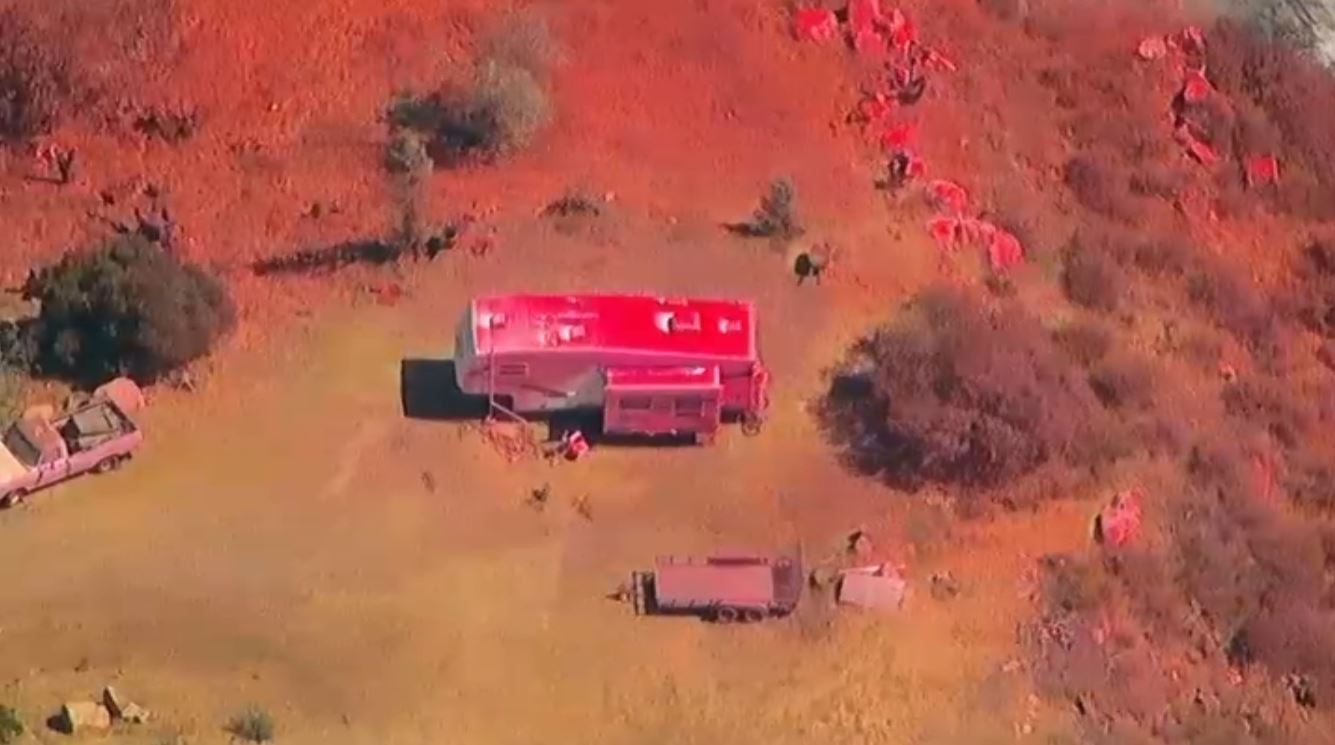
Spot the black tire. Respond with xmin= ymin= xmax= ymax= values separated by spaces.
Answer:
xmin=742 ymin=608 xmax=765 ymax=623
xmin=741 ymin=414 xmax=763 ymax=437
xmin=1 ymin=489 xmax=27 ymax=509
xmin=715 ymin=607 xmax=739 ymax=624
xmin=94 ymin=456 xmax=123 ymax=475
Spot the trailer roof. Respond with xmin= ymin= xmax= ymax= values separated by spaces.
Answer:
xmin=606 ymin=365 xmax=720 ymax=389
xmin=654 ymin=560 xmax=775 ymax=606
xmin=469 ymin=294 xmax=756 ymax=360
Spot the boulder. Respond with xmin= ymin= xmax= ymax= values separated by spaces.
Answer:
xmin=55 ymin=702 xmax=111 ymax=734
xmin=119 ymin=702 xmax=150 ymax=724
xmin=102 ymin=686 xmax=125 ymax=719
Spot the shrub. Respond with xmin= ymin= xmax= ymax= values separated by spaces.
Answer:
xmin=25 ymin=235 xmax=235 ymax=383
xmin=0 ymin=365 xmax=25 ymax=421
xmin=820 ymin=286 xmax=1103 ymax=491
xmin=1292 ymin=238 xmax=1335 ymax=337
xmin=1062 ymin=240 xmax=1126 ymax=313
xmin=1038 ymin=553 xmax=1108 ymax=614
xmin=977 ymin=0 xmax=1029 ymax=22
xmin=1207 ymin=19 xmax=1335 ymax=220
xmin=478 ymin=7 xmax=560 ymax=78
xmin=1088 ymin=353 xmax=1156 ymax=410
xmin=384 ymin=128 xmax=433 ymax=181
xmin=736 ymin=178 xmax=803 ymax=240
xmin=1187 ymin=260 xmax=1280 ymax=357
xmin=1063 ymin=154 xmax=1140 ymax=222
xmin=0 ymin=10 xmax=73 ymax=141
xmin=541 ymin=190 xmax=602 ymax=218
xmin=227 ymin=707 xmax=275 ymax=744
xmin=387 ymin=9 xmax=557 ymax=166
xmin=0 ymin=705 xmax=21 ymax=745
xmin=432 ymin=58 xmax=552 ymax=164
xmin=1130 ymin=236 xmax=1192 ymax=279
xmin=1053 ymin=319 xmax=1112 ymax=366
xmin=1221 ymin=377 xmax=1311 ymax=449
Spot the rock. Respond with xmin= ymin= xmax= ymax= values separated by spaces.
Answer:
xmin=102 ymin=686 xmax=126 ymax=719
xmin=120 ymin=702 xmax=150 ymax=724
xmin=55 ymin=702 xmax=111 ymax=734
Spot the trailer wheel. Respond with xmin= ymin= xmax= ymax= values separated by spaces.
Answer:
xmin=715 ymin=607 xmax=739 ymax=624
xmin=741 ymin=413 xmax=763 ymax=437
xmin=742 ymin=608 xmax=765 ymax=623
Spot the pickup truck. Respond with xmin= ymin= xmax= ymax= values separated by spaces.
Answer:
xmin=0 ymin=378 xmax=145 ymax=508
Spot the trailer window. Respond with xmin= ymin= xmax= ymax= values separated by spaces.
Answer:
xmin=497 ymin=363 xmax=529 ymax=377
xmin=674 ymin=396 xmax=705 ymax=416
xmin=620 ymin=396 xmax=652 ymax=411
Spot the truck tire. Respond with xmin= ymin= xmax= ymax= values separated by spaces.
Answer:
xmin=94 ymin=455 xmax=124 ymax=474
xmin=742 ymin=608 xmax=765 ymax=623
xmin=1 ymin=489 xmax=27 ymax=509
xmin=715 ymin=607 xmax=739 ymax=624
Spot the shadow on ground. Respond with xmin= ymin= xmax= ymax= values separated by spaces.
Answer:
xmin=400 ymin=359 xmax=488 ymax=420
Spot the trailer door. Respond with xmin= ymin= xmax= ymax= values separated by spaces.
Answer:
xmin=604 ymin=366 xmax=722 ymax=437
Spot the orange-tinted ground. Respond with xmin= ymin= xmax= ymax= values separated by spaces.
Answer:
xmin=1 ymin=0 xmax=1332 ymax=742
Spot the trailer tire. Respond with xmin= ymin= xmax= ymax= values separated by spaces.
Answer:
xmin=1 ymin=489 xmax=27 ymax=509
xmin=715 ymin=607 xmax=739 ymax=624
xmin=741 ymin=414 xmax=763 ymax=437
xmin=742 ymin=608 xmax=765 ymax=623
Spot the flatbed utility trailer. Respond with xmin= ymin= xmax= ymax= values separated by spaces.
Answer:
xmin=631 ymin=554 xmax=803 ymax=623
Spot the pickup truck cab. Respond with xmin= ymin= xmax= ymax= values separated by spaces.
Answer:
xmin=0 ymin=378 xmax=145 ymax=508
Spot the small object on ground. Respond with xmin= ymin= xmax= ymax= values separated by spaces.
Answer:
xmin=119 ymin=703 xmax=150 ymax=724
xmin=102 ymin=686 xmax=126 ymax=719
xmin=1244 ymin=155 xmax=1280 ymax=188
xmin=1181 ymin=69 xmax=1212 ymax=103
xmin=102 ymin=686 xmax=149 ymax=724
xmin=836 ymin=564 xmax=907 ymax=611
xmin=55 ymin=702 xmax=111 ymax=734
xmin=793 ymin=8 xmax=838 ymax=43
xmin=929 ymin=570 xmax=960 ymax=600
xmin=847 ymin=530 xmax=874 ymax=558
xmin=572 ymin=493 xmax=593 ymax=520
xmin=420 ymin=470 xmax=436 ymax=493
xmin=927 ymin=179 xmax=969 ymax=215
xmin=560 ymin=429 xmax=590 ymax=461
xmin=883 ymin=150 xmax=924 ymax=190
xmin=1137 ymin=36 xmax=1168 ymax=60
xmin=1286 ymin=673 xmax=1317 ymax=709
xmin=795 ymin=242 xmax=833 ymax=286
xmin=529 ymin=483 xmax=551 ymax=510
xmin=1093 ymin=488 xmax=1144 ymax=548
xmin=880 ymin=121 xmax=915 ymax=151
xmin=55 ymin=149 xmax=77 ymax=185
xmin=986 ymin=227 xmax=1025 ymax=273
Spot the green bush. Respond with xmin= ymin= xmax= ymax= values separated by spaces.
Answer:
xmin=0 ymin=9 xmax=73 ymax=141
xmin=384 ymin=128 xmax=433 ymax=181
xmin=25 ymin=235 xmax=235 ymax=383
xmin=226 ymin=707 xmax=275 ymax=744
xmin=737 ymin=178 xmax=803 ymax=240
xmin=0 ymin=705 xmax=23 ymax=745
xmin=820 ymin=286 xmax=1104 ymax=491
